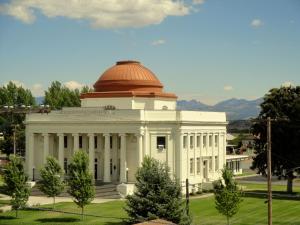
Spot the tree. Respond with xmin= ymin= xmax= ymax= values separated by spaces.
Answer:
xmin=3 ymin=155 xmax=30 ymax=218
xmin=44 ymin=81 xmax=93 ymax=109
xmin=0 ymin=81 xmax=35 ymax=155
xmin=213 ymin=167 xmax=243 ymax=225
xmin=67 ymin=150 xmax=95 ymax=220
xmin=125 ymin=156 xmax=191 ymax=225
xmin=251 ymin=86 xmax=300 ymax=193
xmin=38 ymin=156 xmax=64 ymax=209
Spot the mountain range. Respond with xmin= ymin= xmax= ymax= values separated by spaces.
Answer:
xmin=35 ymin=97 xmax=263 ymax=121
xmin=177 ymin=98 xmax=263 ymax=121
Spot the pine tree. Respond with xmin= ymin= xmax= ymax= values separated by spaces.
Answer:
xmin=125 ymin=156 xmax=191 ymax=225
xmin=38 ymin=156 xmax=64 ymax=209
xmin=3 ymin=155 xmax=30 ymax=218
xmin=67 ymin=150 xmax=95 ymax=220
xmin=213 ymin=167 xmax=243 ymax=225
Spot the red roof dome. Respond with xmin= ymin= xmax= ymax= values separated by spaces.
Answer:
xmin=94 ymin=60 xmax=163 ymax=92
xmin=81 ymin=60 xmax=177 ymax=99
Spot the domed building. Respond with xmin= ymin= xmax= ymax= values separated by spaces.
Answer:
xmin=25 ymin=61 xmax=227 ymax=194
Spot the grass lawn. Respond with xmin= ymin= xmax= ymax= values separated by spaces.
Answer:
xmin=0 ymin=196 xmax=300 ymax=225
xmin=238 ymin=182 xmax=300 ymax=193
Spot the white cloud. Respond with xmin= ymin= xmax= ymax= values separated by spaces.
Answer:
xmin=223 ymin=85 xmax=233 ymax=91
xmin=64 ymin=81 xmax=84 ymax=90
xmin=0 ymin=0 xmax=190 ymax=28
xmin=193 ymin=0 xmax=205 ymax=5
xmin=250 ymin=19 xmax=264 ymax=28
xmin=281 ymin=81 xmax=294 ymax=87
xmin=31 ymin=83 xmax=44 ymax=96
xmin=151 ymin=39 xmax=166 ymax=46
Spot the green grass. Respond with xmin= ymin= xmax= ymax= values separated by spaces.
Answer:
xmin=1 ymin=197 xmax=300 ymax=225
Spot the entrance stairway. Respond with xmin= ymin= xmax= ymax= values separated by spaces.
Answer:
xmin=30 ymin=183 xmax=121 ymax=199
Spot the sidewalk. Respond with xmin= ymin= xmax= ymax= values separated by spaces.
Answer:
xmin=0 ymin=194 xmax=119 ymax=213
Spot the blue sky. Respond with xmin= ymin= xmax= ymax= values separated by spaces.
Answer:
xmin=0 ymin=0 xmax=299 ymax=105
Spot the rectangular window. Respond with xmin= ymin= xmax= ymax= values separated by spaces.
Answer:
xmin=157 ymin=136 xmax=166 ymax=149
xmin=183 ymin=136 xmax=187 ymax=148
xmin=197 ymin=157 xmax=200 ymax=174
xmin=236 ymin=161 xmax=240 ymax=172
xmin=64 ymin=135 xmax=68 ymax=148
xmin=209 ymin=135 xmax=212 ymax=147
xmin=215 ymin=135 xmax=218 ymax=148
xmin=110 ymin=136 xmax=113 ymax=149
xmin=190 ymin=158 xmax=194 ymax=174
xmin=203 ymin=135 xmax=206 ymax=148
xmin=215 ymin=156 xmax=218 ymax=171
xmin=64 ymin=158 xmax=68 ymax=174
xmin=79 ymin=135 xmax=83 ymax=148
xmin=190 ymin=136 xmax=194 ymax=149
xmin=110 ymin=159 xmax=113 ymax=175
xmin=196 ymin=135 xmax=200 ymax=148
xmin=94 ymin=136 xmax=98 ymax=149
xmin=118 ymin=136 xmax=121 ymax=149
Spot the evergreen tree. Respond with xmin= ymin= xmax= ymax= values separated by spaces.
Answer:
xmin=67 ymin=150 xmax=95 ymax=220
xmin=3 ymin=155 xmax=30 ymax=218
xmin=125 ymin=156 xmax=191 ymax=225
xmin=38 ymin=156 xmax=64 ymax=209
xmin=213 ymin=167 xmax=243 ymax=225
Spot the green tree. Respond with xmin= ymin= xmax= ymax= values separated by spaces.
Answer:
xmin=251 ymin=86 xmax=300 ymax=193
xmin=125 ymin=156 xmax=191 ymax=225
xmin=44 ymin=81 xmax=93 ymax=109
xmin=67 ymin=150 xmax=95 ymax=220
xmin=3 ymin=155 xmax=30 ymax=218
xmin=213 ymin=167 xmax=243 ymax=225
xmin=38 ymin=156 xmax=64 ymax=209
xmin=0 ymin=81 xmax=35 ymax=155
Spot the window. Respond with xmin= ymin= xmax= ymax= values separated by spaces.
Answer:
xmin=183 ymin=136 xmax=187 ymax=148
xmin=215 ymin=135 xmax=218 ymax=148
xmin=197 ymin=157 xmax=200 ymax=174
xmin=118 ymin=136 xmax=121 ymax=149
xmin=64 ymin=135 xmax=68 ymax=148
xmin=110 ymin=136 xmax=113 ymax=149
xmin=209 ymin=135 xmax=212 ymax=147
xmin=79 ymin=135 xmax=83 ymax=148
xmin=196 ymin=135 xmax=200 ymax=148
xmin=203 ymin=135 xmax=206 ymax=148
xmin=236 ymin=161 xmax=240 ymax=172
xmin=94 ymin=136 xmax=98 ymax=148
xmin=64 ymin=158 xmax=68 ymax=174
xmin=190 ymin=158 xmax=194 ymax=174
xmin=190 ymin=136 xmax=194 ymax=149
xmin=110 ymin=159 xmax=113 ymax=175
xmin=215 ymin=156 xmax=218 ymax=171
xmin=157 ymin=136 xmax=166 ymax=149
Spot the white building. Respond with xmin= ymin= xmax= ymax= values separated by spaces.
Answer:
xmin=25 ymin=60 xmax=227 ymax=193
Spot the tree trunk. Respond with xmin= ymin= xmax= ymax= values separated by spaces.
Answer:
xmin=53 ymin=196 xmax=55 ymax=209
xmin=287 ymin=175 xmax=293 ymax=193
xmin=227 ymin=216 xmax=230 ymax=225
xmin=15 ymin=209 xmax=18 ymax=218
xmin=81 ymin=207 xmax=84 ymax=220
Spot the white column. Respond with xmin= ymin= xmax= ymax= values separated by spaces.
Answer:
xmin=72 ymin=133 xmax=79 ymax=152
xmin=206 ymin=133 xmax=209 ymax=150
xmin=212 ymin=133 xmax=216 ymax=177
xmin=176 ymin=130 xmax=183 ymax=182
xmin=223 ymin=132 xmax=227 ymax=168
xmin=42 ymin=133 xmax=49 ymax=164
xmin=119 ymin=133 xmax=127 ymax=183
xmin=26 ymin=132 xmax=34 ymax=180
xmin=194 ymin=133 xmax=197 ymax=176
xmin=199 ymin=132 xmax=203 ymax=180
xmin=136 ymin=133 xmax=143 ymax=166
xmin=88 ymin=133 xmax=95 ymax=179
xmin=103 ymin=133 xmax=111 ymax=182
xmin=187 ymin=133 xmax=190 ymax=176
xmin=57 ymin=133 xmax=64 ymax=170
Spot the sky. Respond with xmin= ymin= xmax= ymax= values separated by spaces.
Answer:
xmin=0 ymin=0 xmax=299 ymax=105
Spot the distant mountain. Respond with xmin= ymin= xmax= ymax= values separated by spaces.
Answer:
xmin=35 ymin=96 xmax=44 ymax=105
xmin=177 ymin=98 xmax=263 ymax=120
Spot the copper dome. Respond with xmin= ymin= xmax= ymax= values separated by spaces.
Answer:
xmin=81 ymin=60 xmax=177 ymax=99
xmin=93 ymin=60 xmax=163 ymax=92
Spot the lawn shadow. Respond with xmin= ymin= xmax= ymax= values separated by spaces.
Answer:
xmin=36 ymin=217 xmax=80 ymax=223
xmin=244 ymin=191 xmax=300 ymax=201
xmin=104 ymin=221 xmax=127 ymax=225
xmin=0 ymin=215 xmax=16 ymax=220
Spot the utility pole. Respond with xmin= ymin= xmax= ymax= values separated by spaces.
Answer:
xmin=267 ymin=117 xmax=272 ymax=225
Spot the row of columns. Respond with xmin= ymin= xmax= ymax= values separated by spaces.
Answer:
xmin=26 ymin=132 xmax=131 ymax=183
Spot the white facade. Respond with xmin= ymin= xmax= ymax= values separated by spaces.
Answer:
xmin=25 ymin=104 xmax=227 ymax=188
